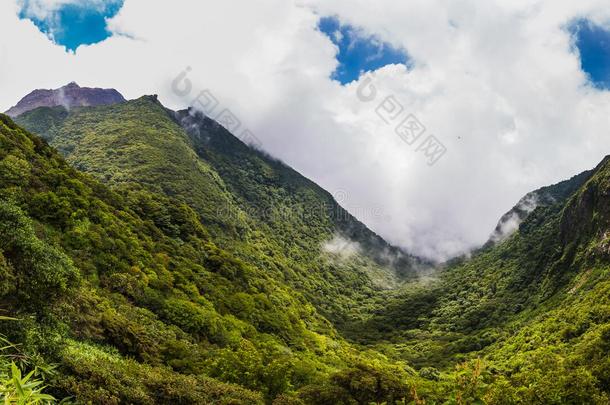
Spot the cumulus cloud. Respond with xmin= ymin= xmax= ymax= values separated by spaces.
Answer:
xmin=3 ymin=0 xmax=610 ymax=261
xmin=322 ymin=235 xmax=361 ymax=258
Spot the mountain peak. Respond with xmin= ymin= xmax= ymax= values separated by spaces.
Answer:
xmin=5 ymin=82 xmax=125 ymax=117
xmin=140 ymin=94 xmax=160 ymax=103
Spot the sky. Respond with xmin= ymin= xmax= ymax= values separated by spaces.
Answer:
xmin=2 ymin=0 xmax=610 ymax=261
xmin=317 ymin=16 xmax=410 ymax=84
xmin=17 ymin=0 xmax=124 ymax=51
xmin=570 ymin=19 xmax=610 ymax=89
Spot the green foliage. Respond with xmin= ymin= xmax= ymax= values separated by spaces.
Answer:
xmin=17 ymin=101 xmax=420 ymax=328
xmin=58 ymin=341 xmax=264 ymax=404
xmin=1 ymin=109 xmax=417 ymax=403
xmin=0 ymin=200 xmax=78 ymax=309
xmin=0 ymin=155 xmax=30 ymax=188
xmin=9 ymin=97 xmax=610 ymax=405
xmin=0 ymin=363 xmax=55 ymax=405
xmin=0 ymin=317 xmax=62 ymax=405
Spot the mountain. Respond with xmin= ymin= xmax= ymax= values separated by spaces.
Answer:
xmin=488 ymin=169 xmax=595 ymax=243
xmin=4 ymin=82 xmax=610 ymax=404
xmin=5 ymin=82 xmax=125 ymax=117
xmin=172 ymin=108 xmax=421 ymax=278
xmin=0 ymin=110 xmax=415 ymax=403
xmin=0 ymin=113 xmax=265 ymax=403
xmin=13 ymin=92 xmax=425 ymax=328
xmin=350 ymin=156 xmax=610 ymax=403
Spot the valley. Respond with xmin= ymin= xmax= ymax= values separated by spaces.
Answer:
xmin=0 ymin=83 xmax=608 ymax=403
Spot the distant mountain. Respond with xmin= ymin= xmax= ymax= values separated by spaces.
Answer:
xmin=5 ymin=82 xmax=125 ymax=117
xmin=488 ymin=169 xmax=594 ymax=243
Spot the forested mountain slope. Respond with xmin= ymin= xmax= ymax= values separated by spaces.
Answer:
xmin=14 ymin=95 xmax=423 ymax=327
xmin=489 ymin=169 xmax=595 ymax=243
xmin=352 ymin=156 xmax=610 ymax=403
xmin=4 ymin=83 xmax=610 ymax=404
xmin=0 ymin=113 xmax=421 ymax=403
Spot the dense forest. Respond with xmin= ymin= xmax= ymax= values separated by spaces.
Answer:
xmin=0 ymin=93 xmax=608 ymax=403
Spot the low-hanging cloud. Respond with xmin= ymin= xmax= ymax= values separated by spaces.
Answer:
xmin=489 ymin=192 xmax=540 ymax=243
xmin=3 ymin=0 xmax=610 ymax=262
xmin=322 ymin=234 xmax=361 ymax=258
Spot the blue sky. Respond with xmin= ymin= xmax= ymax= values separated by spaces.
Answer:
xmin=318 ymin=16 xmax=410 ymax=84
xmin=571 ymin=19 xmax=610 ymax=90
xmin=18 ymin=0 xmax=124 ymax=52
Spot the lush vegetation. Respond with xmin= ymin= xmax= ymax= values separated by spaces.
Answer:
xmin=5 ymin=96 xmax=610 ymax=403
xmin=16 ymin=99 xmax=421 ymax=326
xmin=5 ymin=104 xmax=420 ymax=402
xmin=343 ymin=160 xmax=610 ymax=403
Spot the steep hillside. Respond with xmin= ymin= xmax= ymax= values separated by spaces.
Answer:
xmin=18 ymin=96 xmax=244 ymax=232
xmin=350 ymin=156 xmax=610 ymax=403
xmin=0 ymin=114 xmax=424 ymax=403
xmin=15 ymin=96 xmax=423 ymax=328
xmin=174 ymin=109 xmax=421 ymax=277
xmin=8 ymin=83 xmax=610 ymax=403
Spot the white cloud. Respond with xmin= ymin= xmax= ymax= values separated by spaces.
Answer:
xmin=18 ymin=0 xmax=116 ymax=19
xmin=322 ymin=235 xmax=361 ymax=258
xmin=3 ymin=0 xmax=610 ymax=261
xmin=490 ymin=192 xmax=540 ymax=243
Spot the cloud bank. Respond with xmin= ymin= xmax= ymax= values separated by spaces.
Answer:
xmin=3 ymin=0 xmax=610 ymax=261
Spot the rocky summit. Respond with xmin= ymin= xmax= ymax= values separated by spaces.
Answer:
xmin=5 ymin=82 xmax=125 ymax=117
